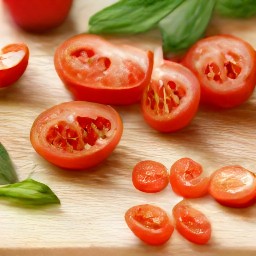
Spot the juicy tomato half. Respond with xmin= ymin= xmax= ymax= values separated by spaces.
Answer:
xmin=173 ymin=201 xmax=212 ymax=245
xmin=54 ymin=34 xmax=153 ymax=105
xmin=209 ymin=165 xmax=256 ymax=208
xmin=182 ymin=34 xmax=256 ymax=108
xmin=0 ymin=43 xmax=29 ymax=88
xmin=170 ymin=158 xmax=210 ymax=198
xmin=132 ymin=160 xmax=169 ymax=193
xmin=30 ymin=101 xmax=123 ymax=170
xmin=125 ymin=204 xmax=174 ymax=246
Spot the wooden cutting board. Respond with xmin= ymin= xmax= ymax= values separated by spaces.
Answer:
xmin=1 ymin=1 xmax=256 ymax=255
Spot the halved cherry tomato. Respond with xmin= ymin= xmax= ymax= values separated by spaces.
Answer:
xmin=141 ymin=49 xmax=200 ymax=132
xmin=209 ymin=165 xmax=256 ymax=208
xmin=170 ymin=158 xmax=210 ymax=198
xmin=132 ymin=160 xmax=169 ymax=193
xmin=182 ymin=34 xmax=256 ymax=108
xmin=125 ymin=204 xmax=174 ymax=246
xmin=54 ymin=34 xmax=153 ymax=105
xmin=172 ymin=201 xmax=211 ymax=245
xmin=0 ymin=43 xmax=29 ymax=88
xmin=30 ymin=101 xmax=123 ymax=170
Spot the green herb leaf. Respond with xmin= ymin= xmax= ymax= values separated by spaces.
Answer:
xmin=159 ymin=0 xmax=216 ymax=54
xmin=0 ymin=178 xmax=60 ymax=205
xmin=89 ymin=0 xmax=184 ymax=34
xmin=0 ymin=143 xmax=18 ymax=185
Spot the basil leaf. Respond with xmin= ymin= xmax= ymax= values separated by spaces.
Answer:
xmin=0 ymin=143 xmax=18 ymax=185
xmin=159 ymin=0 xmax=216 ymax=54
xmin=89 ymin=0 xmax=184 ymax=34
xmin=0 ymin=178 xmax=60 ymax=205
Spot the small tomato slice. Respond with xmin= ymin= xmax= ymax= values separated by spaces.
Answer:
xmin=125 ymin=204 xmax=174 ymax=246
xmin=173 ymin=201 xmax=212 ymax=245
xmin=170 ymin=158 xmax=209 ymax=198
xmin=54 ymin=34 xmax=153 ymax=105
xmin=132 ymin=160 xmax=169 ymax=193
xmin=0 ymin=43 xmax=29 ymax=88
xmin=182 ymin=34 xmax=256 ymax=108
xmin=30 ymin=101 xmax=123 ymax=170
xmin=209 ymin=165 xmax=256 ymax=208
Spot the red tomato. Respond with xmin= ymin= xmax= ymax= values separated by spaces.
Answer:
xmin=54 ymin=34 xmax=153 ymax=105
xmin=132 ymin=160 xmax=169 ymax=193
xmin=0 ymin=43 xmax=29 ymax=88
xmin=170 ymin=158 xmax=210 ymax=198
xmin=173 ymin=201 xmax=211 ymax=245
xmin=141 ymin=53 xmax=200 ymax=132
xmin=30 ymin=101 xmax=123 ymax=170
xmin=209 ymin=165 xmax=256 ymax=208
xmin=125 ymin=204 xmax=174 ymax=245
xmin=3 ymin=0 xmax=73 ymax=32
xmin=182 ymin=34 xmax=256 ymax=108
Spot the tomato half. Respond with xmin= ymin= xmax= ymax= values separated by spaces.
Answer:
xmin=0 ymin=43 xmax=29 ymax=88
xmin=170 ymin=158 xmax=210 ymax=198
xmin=141 ymin=52 xmax=200 ymax=132
xmin=182 ymin=34 xmax=256 ymax=108
xmin=30 ymin=101 xmax=123 ymax=170
xmin=132 ymin=160 xmax=169 ymax=193
xmin=54 ymin=34 xmax=153 ymax=105
xmin=172 ymin=201 xmax=212 ymax=245
xmin=125 ymin=204 xmax=174 ymax=246
xmin=209 ymin=165 xmax=256 ymax=208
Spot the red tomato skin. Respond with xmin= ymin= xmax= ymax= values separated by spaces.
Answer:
xmin=0 ymin=43 xmax=29 ymax=88
xmin=54 ymin=34 xmax=154 ymax=105
xmin=3 ymin=0 xmax=73 ymax=32
xmin=125 ymin=204 xmax=174 ymax=246
xmin=30 ymin=101 xmax=123 ymax=170
xmin=182 ymin=35 xmax=256 ymax=108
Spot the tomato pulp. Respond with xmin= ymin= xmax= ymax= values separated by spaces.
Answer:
xmin=54 ymin=34 xmax=153 ymax=105
xmin=30 ymin=101 xmax=123 ymax=170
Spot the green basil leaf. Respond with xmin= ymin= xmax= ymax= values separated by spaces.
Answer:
xmin=0 ymin=143 xmax=18 ymax=185
xmin=0 ymin=178 xmax=60 ymax=205
xmin=89 ymin=0 xmax=184 ymax=34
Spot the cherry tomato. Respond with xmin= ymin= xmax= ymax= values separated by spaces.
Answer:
xmin=172 ymin=201 xmax=211 ymax=245
xmin=182 ymin=34 xmax=256 ymax=108
xmin=30 ymin=101 xmax=123 ymax=170
xmin=132 ymin=160 xmax=169 ymax=193
xmin=170 ymin=158 xmax=210 ymax=198
xmin=0 ymin=43 xmax=29 ymax=88
xmin=3 ymin=0 xmax=73 ymax=32
xmin=209 ymin=165 xmax=256 ymax=208
xmin=54 ymin=34 xmax=153 ymax=105
xmin=125 ymin=204 xmax=174 ymax=246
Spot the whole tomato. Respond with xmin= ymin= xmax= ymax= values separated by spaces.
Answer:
xmin=3 ymin=0 xmax=73 ymax=32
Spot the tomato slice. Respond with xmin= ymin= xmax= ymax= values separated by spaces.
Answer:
xmin=125 ymin=204 xmax=174 ymax=245
xmin=0 ymin=43 xmax=29 ymax=88
xmin=141 ymin=49 xmax=200 ymax=132
xmin=209 ymin=165 xmax=256 ymax=208
xmin=132 ymin=160 xmax=169 ymax=193
xmin=182 ymin=34 xmax=256 ymax=108
xmin=30 ymin=101 xmax=123 ymax=170
xmin=172 ymin=201 xmax=211 ymax=245
xmin=170 ymin=158 xmax=210 ymax=198
xmin=54 ymin=34 xmax=153 ymax=105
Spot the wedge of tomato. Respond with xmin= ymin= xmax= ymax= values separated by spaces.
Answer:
xmin=182 ymin=34 xmax=256 ymax=108
xmin=54 ymin=34 xmax=153 ymax=105
xmin=30 ymin=101 xmax=123 ymax=170
xmin=125 ymin=204 xmax=174 ymax=246
xmin=0 ymin=43 xmax=29 ymax=88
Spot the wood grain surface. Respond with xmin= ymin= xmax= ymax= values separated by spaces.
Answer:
xmin=1 ymin=1 xmax=256 ymax=255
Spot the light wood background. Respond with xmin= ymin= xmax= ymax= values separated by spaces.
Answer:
xmin=1 ymin=1 xmax=256 ymax=255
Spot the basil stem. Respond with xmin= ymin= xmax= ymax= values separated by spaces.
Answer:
xmin=0 ymin=143 xmax=18 ymax=185
xmin=89 ymin=0 xmax=184 ymax=34
xmin=158 ymin=0 xmax=216 ymax=54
